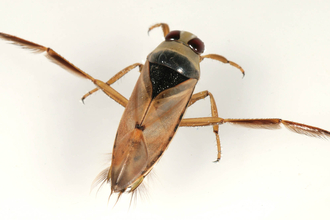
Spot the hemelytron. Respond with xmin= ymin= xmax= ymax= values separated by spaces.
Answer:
xmin=0 ymin=23 xmax=329 ymax=203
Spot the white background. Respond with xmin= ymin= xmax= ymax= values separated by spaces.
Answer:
xmin=0 ymin=0 xmax=330 ymax=219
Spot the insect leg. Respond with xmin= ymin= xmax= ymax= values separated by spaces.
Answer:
xmin=0 ymin=32 xmax=128 ymax=107
xmin=186 ymin=91 xmax=222 ymax=162
xmin=148 ymin=23 xmax=170 ymax=37
xmin=200 ymin=54 xmax=245 ymax=77
xmin=220 ymin=118 xmax=330 ymax=139
xmin=0 ymin=32 xmax=96 ymax=80
xmin=81 ymin=63 xmax=143 ymax=103
xmin=181 ymin=117 xmax=330 ymax=140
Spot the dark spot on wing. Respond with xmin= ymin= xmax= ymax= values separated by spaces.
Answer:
xmin=135 ymin=123 xmax=145 ymax=131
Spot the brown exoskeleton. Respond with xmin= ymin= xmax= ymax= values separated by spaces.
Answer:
xmin=1 ymin=23 xmax=329 ymax=203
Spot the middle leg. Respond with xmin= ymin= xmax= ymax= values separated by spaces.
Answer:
xmin=81 ymin=63 xmax=143 ymax=103
xmin=183 ymin=90 xmax=223 ymax=162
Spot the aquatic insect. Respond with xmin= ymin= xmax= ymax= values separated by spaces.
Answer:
xmin=0 ymin=23 xmax=329 ymax=202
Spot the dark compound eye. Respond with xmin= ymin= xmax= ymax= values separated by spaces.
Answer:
xmin=165 ymin=30 xmax=181 ymax=41
xmin=188 ymin=37 xmax=205 ymax=54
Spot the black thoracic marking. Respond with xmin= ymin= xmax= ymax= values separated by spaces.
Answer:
xmin=149 ymin=62 xmax=189 ymax=99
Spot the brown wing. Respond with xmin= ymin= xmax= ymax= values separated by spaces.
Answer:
xmin=141 ymin=78 xmax=197 ymax=170
xmin=110 ymin=61 xmax=197 ymax=192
